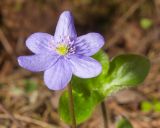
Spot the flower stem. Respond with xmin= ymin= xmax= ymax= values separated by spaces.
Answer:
xmin=68 ymin=84 xmax=77 ymax=128
xmin=101 ymin=101 xmax=109 ymax=128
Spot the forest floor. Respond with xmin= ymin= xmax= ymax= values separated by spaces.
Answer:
xmin=0 ymin=0 xmax=160 ymax=128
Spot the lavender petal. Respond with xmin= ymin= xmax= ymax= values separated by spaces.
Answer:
xmin=17 ymin=54 xmax=59 ymax=72
xmin=44 ymin=58 xmax=72 ymax=90
xmin=75 ymin=33 xmax=104 ymax=56
xmin=54 ymin=11 xmax=77 ymax=42
xmin=26 ymin=32 xmax=54 ymax=54
xmin=70 ymin=55 xmax=102 ymax=78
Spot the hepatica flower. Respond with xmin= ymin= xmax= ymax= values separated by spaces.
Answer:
xmin=18 ymin=11 xmax=104 ymax=90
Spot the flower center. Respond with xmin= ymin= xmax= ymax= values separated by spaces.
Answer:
xmin=55 ymin=44 xmax=69 ymax=55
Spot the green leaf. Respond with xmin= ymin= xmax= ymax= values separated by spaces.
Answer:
xmin=141 ymin=101 xmax=152 ymax=112
xmin=59 ymin=50 xmax=109 ymax=124
xmin=153 ymin=101 xmax=160 ymax=112
xmin=59 ymin=91 xmax=99 ymax=124
xmin=140 ymin=18 xmax=153 ymax=30
xmin=116 ymin=117 xmax=133 ymax=128
xmin=104 ymin=54 xmax=150 ymax=94
xmin=59 ymin=52 xmax=150 ymax=125
xmin=24 ymin=80 xmax=37 ymax=93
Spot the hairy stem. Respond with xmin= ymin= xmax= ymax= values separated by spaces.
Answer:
xmin=68 ymin=84 xmax=77 ymax=128
xmin=101 ymin=101 xmax=109 ymax=128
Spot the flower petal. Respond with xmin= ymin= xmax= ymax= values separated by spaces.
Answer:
xmin=70 ymin=55 xmax=102 ymax=78
xmin=54 ymin=11 xmax=77 ymax=41
xmin=26 ymin=32 xmax=54 ymax=54
xmin=75 ymin=33 xmax=104 ymax=56
xmin=17 ymin=54 xmax=59 ymax=72
xmin=44 ymin=58 xmax=72 ymax=90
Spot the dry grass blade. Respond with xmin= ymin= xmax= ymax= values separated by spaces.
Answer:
xmin=0 ymin=103 xmax=22 ymax=128
xmin=0 ymin=29 xmax=13 ymax=55
xmin=0 ymin=114 xmax=59 ymax=128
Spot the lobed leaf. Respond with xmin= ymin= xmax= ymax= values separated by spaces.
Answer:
xmin=104 ymin=54 xmax=150 ymax=95
xmin=59 ymin=90 xmax=101 ymax=124
xmin=59 ymin=50 xmax=109 ymax=124
xmin=59 ymin=52 xmax=150 ymax=125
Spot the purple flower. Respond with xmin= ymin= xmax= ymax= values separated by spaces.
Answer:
xmin=17 ymin=11 xmax=104 ymax=90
